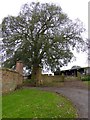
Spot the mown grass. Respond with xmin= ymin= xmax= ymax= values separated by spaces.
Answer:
xmin=2 ymin=88 xmax=78 ymax=118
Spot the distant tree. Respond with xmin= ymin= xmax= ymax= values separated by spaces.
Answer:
xmin=1 ymin=2 xmax=85 ymax=85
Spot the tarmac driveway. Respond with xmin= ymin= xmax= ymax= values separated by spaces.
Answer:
xmin=37 ymin=87 xmax=89 ymax=118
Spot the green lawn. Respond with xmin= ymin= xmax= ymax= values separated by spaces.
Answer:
xmin=2 ymin=88 xmax=78 ymax=118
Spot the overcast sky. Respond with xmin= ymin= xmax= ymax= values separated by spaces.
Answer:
xmin=0 ymin=0 xmax=89 ymax=70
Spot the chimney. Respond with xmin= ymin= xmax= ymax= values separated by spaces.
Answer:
xmin=16 ymin=61 xmax=23 ymax=75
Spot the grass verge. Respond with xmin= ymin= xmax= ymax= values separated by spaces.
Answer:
xmin=2 ymin=88 xmax=78 ymax=118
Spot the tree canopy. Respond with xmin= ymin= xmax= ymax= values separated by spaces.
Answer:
xmin=2 ymin=2 xmax=85 ymax=75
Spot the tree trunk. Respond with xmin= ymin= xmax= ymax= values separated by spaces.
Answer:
xmin=31 ymin=65 xmax=40 ymax=86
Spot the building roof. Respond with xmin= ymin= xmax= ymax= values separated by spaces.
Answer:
xmin=60 ymin=66 xmax=90 ymax=72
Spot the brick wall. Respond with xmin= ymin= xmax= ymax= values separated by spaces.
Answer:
xmin=35 ymin=68 xmax=64 ymax=85
xmin=1 ymin=68 xmax=23 ymax=94
xmin=41 ymin=74 xmax=63 ymax=83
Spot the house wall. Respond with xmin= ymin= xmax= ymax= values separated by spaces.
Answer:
xmin=1 ymin=68 xmax=23 ymax=94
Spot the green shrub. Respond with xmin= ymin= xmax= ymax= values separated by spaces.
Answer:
xmin=81 ymin=75 xmax=90 ymax=81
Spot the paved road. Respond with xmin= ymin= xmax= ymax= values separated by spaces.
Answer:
xmin=36 ymin=87 xmax=89 ymax=118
